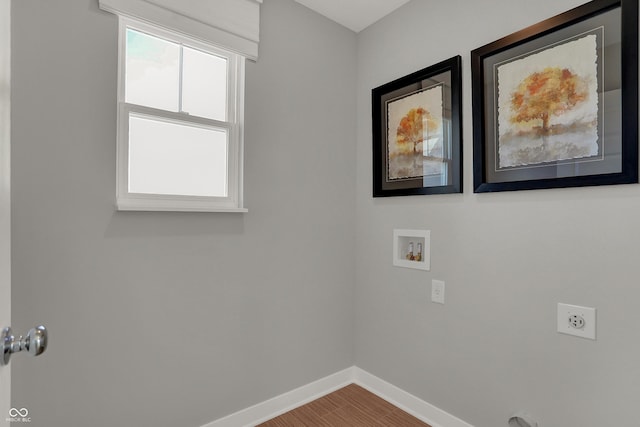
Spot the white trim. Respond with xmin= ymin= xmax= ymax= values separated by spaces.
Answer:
xmin=202 ymin=368 xmax=355 ymax=427
xmin=233 ymin=55 xmax=246 ymax=212
xmin=353 ymin=368 xmax=474 ymax=427
xmin=116 ymin=199 xmax=248 ymax=213
xmin=99 ymin=0 xmax=261 ymax=60
xmin=202 ymin=366 xmax=474 ymax=427
xmin=0 ymin=0 xmax=10 ymax=424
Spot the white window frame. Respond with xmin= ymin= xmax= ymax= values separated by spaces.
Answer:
xmin=116 ymin=17 xmax=247 ymax=212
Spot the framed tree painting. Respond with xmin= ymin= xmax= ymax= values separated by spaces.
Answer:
xmin=372 ymin=56 xmax=462 ymax=197
xmin=471 ymin=0 xmax=638 ymax=193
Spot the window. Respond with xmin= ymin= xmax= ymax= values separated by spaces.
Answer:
xmin=116 ymin=18 xmax=247 ymax=212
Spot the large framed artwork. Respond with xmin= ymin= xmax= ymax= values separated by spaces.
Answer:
xmin=372 ymin=56 xmax=462 ymax=197
xmin=471 ymin=0 xmax=638 ymax=193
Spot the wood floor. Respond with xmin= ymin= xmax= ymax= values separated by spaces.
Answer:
xmin=256 ymin=383 xmax=431 ymax=427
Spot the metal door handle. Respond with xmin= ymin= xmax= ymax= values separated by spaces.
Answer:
xmin=1 ymin=326 xmax=48 ymax=366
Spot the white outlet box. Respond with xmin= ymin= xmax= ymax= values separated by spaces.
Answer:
xmin=557 ymin=303 xmax=596 ymax=340
xmin=392 ymin=229 xmax=430 ymax=271
xmin=431 ymin=280 xmax=445 ymax=304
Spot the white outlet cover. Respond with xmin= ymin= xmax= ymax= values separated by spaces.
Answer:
xmin=557 ymin=303 xmax=596 ymax=340
xmin=431 ymin=280 xmax=445 ymax=304
xmin=393 ymin=229 xmax=430 ymax=271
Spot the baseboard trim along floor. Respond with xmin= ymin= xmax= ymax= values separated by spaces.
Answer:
xmin=202 ymin=366 xmax=474 ymax=427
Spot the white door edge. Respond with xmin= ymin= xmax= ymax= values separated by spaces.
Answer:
xmin=0 ymin=0 xmax=11 ymax=425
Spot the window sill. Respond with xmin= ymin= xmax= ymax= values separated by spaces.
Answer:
xmin=116 ymin=198 xmax=248 ymax=213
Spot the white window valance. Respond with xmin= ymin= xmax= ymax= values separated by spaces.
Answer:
xmin=98 ymin=0 xmax=262 ymax=60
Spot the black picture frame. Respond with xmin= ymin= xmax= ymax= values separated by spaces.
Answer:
xmin=372 ymin=56 xmax=462 ymax=197
xmin=471 ymin=0 xmax=638 ymax=193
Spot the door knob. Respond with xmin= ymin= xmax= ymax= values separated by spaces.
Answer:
xmin=1 ymin=325 xmax=48 ymax=366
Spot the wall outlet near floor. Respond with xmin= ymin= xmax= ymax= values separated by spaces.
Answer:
xmin=557 ymin=303 xmax=596 ymax=340
xmin=431 ymin=280 xmax=445 ymax=304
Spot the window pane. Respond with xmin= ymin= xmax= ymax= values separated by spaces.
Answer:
xmin=128 ymin=115 xmax=228 ymax=197
xmin=126 ymin=29 xmax=180 ymax=111
xmin=182 ymin=46 xmax=228 ymax=121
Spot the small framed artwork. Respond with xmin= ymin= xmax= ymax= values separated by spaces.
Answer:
xmin=372 ymin=56 xmax=462 ymax=197
xmin=471 ymin=0 xmax=638 ymax=193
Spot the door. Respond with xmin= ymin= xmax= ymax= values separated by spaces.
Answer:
xmin=0 ymin=0 xmax=11 ymax=425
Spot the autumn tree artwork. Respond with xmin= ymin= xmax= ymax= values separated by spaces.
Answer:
xmin=511 ymin=67 xmax=589 ymax=132
xmin=497 ymin=34 xmax=600 ymax=168
xmin=396 ymin=108 xmax=438 ymax=154
xmin=387 ymin=85 xmax=444 ymax=180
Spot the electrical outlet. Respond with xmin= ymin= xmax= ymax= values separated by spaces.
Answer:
xmin=568 ymin=314 xmax=585 ymax=329
xmin=557 ymin=303 xmax=596 ymax=340
xmin=431 ymin=280 xmax=445 ymax=304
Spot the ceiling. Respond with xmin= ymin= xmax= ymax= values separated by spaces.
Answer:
xmin=294 ymin=0 xmax=411 ymax=33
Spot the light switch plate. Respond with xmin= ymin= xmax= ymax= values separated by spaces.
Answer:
xmin=557 ymin=303 xmax=596 ymax=340
xmin=431 ymin=280 xmax=445 ymax=304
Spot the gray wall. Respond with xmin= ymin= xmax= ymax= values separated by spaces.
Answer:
xmin=10 ymin=1 xmax=356 ymax=426
xmin=12 ymin=0 xmax=640 ymax=426
xmin=355 ymin=0 xmax=640 ymax=426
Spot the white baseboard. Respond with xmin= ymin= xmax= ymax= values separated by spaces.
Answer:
xmin=202 ymin=367 xmax=355 ymax=427
xmin=202 ymin=366 xmax=474 ymax=427
xmin=353 ymin=367 xmax=474 ymax=427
